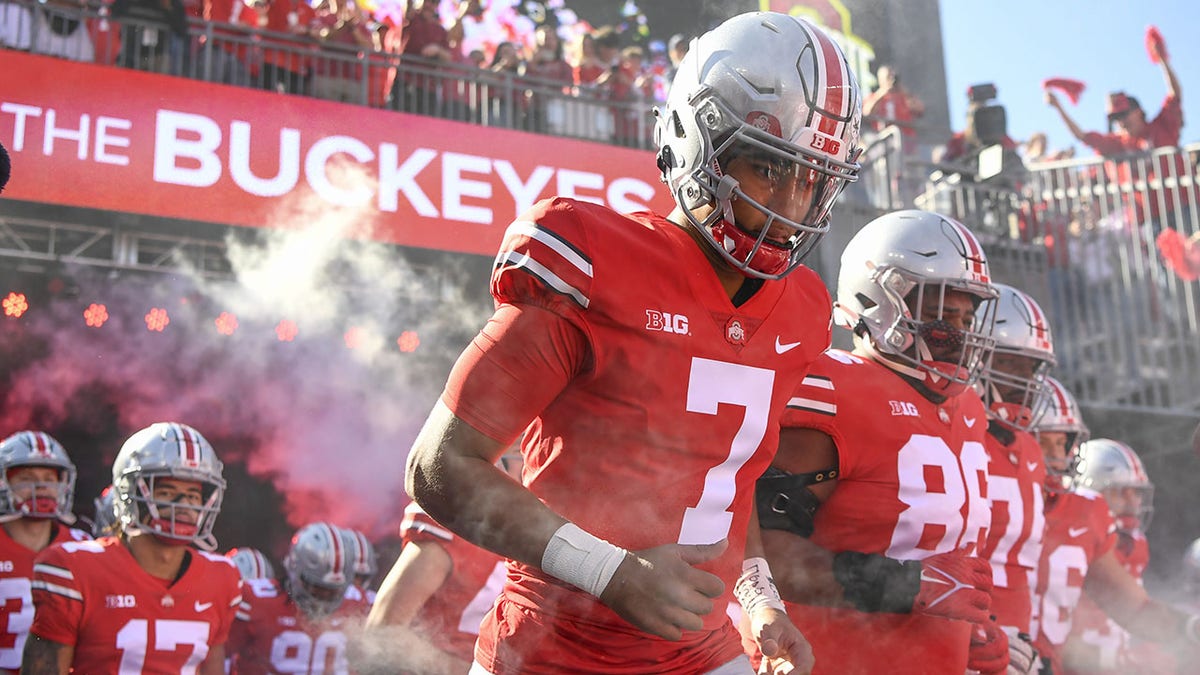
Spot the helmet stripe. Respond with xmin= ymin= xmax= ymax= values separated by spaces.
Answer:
xmin=323 ymin=523 xmax=344 ymax=577
xmin=1016 ymin=289 xmax=1053 ymax=352
xmin=172 ymin=423 xmax=200 ymax=466
xmin=253 ymin=551 xmax=266 ymax=578
xmin=947 ymin=220 xmax=989 ymax=282
xmin=797 ymin=19 xmax=850 ymax=141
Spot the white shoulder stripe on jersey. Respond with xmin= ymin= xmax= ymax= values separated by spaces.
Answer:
xmin=235 ymin=611 xmax=251 ymax=621
xmin=33 ymin=563 xmax=73 ymax=580
xmin=30 ymin=580 xmax=83 ymax=601
xmin=801 ymin=376 xmax=834 ymax=390
xmin=231 ymin=594 xmax=243 ymax=607
xmin=507 ymin=221 xmax=594 ymax=278
xmin=496 ymin=250 xmax=590 ymax=309
xmin=787 ymin=397 xmax=837 ymax=416
xmin=405 ymin=521 xmax=454 ymax=542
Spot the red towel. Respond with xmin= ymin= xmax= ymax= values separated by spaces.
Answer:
xmin=1156 ymin=229 xmax=1200 ymax=281
xmin=1042 ymin=78 xmax=1086 ymax=105
xmin=1146 ymin=25 xmax=1167 ymax=64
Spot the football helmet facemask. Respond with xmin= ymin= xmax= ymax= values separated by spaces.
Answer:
xmin=977 ymin=284 xmax=1056 ymax=430
xmin=0 ymin=431 xmax=77 ymax=524
xmin=284 ymin=522 xmax=356 ymax=619
xmin=1075 ymin=438 xmax=1153 ymax=532
xmin=112 ymin=422 xmax=226 ymax=551
xmin=834 ymin=210 xmax=998 ymax=397
xmin=655 ymin=11 xmax=861 ymax=279
xmin=92 ymin=484 xmax=118 ymax=537
xmin=1032 ymin=377 xmax=1089 ymax=493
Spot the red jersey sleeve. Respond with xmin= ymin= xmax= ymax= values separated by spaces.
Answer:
xmin=779 ymin=351 xmax=858 ymax=477
xmin=1082 ymin=131 xmax=1130 ymax=157
xmin=441 ymin=199 xmax=597 ymax=444
xmin=1148 ymin=94 xmax=1183 ymax=146
xmin=399 ymin=502 xmax=456 ymax=547
xmin=29 ymin=543 xmax=86 ymax=646
xmin=1089 ymin=494 xmax=1119 ymax=560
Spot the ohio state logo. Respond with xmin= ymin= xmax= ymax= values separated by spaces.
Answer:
xmin=745 ymin=111 xmax=782 ymax=138
xmin=725 ymin=317 xmax=746 ymax=346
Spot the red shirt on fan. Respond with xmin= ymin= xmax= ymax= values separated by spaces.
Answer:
xmin=399 ymin=502 xmax=508 ymax=661
xmin=768 ymin=350 xmax=992 ymax=675
xmin=1063 ymin=530 xmax=1153 ymax=674
xmin=446 ymin=197 xmax=833 ymax=674
xmin=30 ymin=536 xmax=242 ymax=673
xmin=227 ymin=577 xmax=361 ymax=674
xmin=980 ymin=427 xmax=1046 ymax=635
xmin=0 ymin=523 xmax=90 ymax=672
xmin=1031 ymin=488 xmax=1118 ymax=674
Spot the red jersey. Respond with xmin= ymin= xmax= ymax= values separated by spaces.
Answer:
xmin=1064 ymin=530 xmax=1151 ymax=674
xmin=30 ymin=537 xmax=242 ymax=674
xmin=778 ymin=350 xmax=992 ymax=675
xmin=228 ymin=577 xmax=361 ymax=674
xmin=0 ymin=523 xmax=90 ymax=672
xmin=399 ymin=503 xmax=507 ymax=662
xmin=980 ymin=427 xmax=1046 ymax=634
xmin=446 ymin=198 xmax=833 ymax=674
xmin=1031 ymin=489 xmax=1117 ymax=673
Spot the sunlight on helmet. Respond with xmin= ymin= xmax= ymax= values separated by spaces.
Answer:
xmin=977 ymin=285 xmax=1057 ymax=431
xmin=1032 ymin=377 xmax=1090 ymax=494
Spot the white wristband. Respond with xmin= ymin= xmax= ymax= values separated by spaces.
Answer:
xmin=735 ymin=557 xmax=786 ymax=615
xmin=541 ymin=523 xmax=628 ymax=598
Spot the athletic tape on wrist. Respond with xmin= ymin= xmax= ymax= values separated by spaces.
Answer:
xmin=735 ymin=557 xmax=786 ymax=614
xmin=541 ymin=522 xmax=627 ymax=598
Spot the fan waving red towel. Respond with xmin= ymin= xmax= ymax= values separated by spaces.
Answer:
xmin=1042 ymin=78 xmax=1086 ymax=105
xmin=1156 ymin=228 xmax=1200 ymax=281
xmin=1146 ymin=25 xmax=1168 ymax=64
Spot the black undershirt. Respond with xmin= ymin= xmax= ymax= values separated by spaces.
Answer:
xmin=731 ymin=278 xmax=765 ymax=307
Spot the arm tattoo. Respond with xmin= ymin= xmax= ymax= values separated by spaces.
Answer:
xmin=20 ymin=634 xmax=71 ymax=675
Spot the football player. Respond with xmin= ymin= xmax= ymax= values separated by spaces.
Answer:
xmin=90 ymin=485 xmax=117 ymax=538
xmin=341 ymin=527 xmax=377 ymax=606
xmin=976 ymin=285 xmax=1056 ymax=653
xmin=24 ymin=422 xmax=241 ymax=674
xmin=227 ymin=547 xmax=276 ymax=581
xmin=753 ymin=209 xmax=1022 ymax=675
xmin=355 ymin=455 xmax=520 ymax=675
xmin=404 ymin=10 xmax=863 ymax=674
xmin=227 ymin=522 xmax=359 ymax=674
xmin=0 ymin=431 xmax=89 ymax=674
xmin=1032 ymin=390 xmax=1200 ymax=673
xmin=1062 ymin=439 xmax=1172 ymax=673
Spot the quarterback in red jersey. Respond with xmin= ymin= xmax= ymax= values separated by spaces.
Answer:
xmin=228 ymin=522 xmax=359 ymax=675
xmin=25 ymin=422 xmax=241 ymax=675
xmin=404 ymin=10 xmax=863 ymax=675
xmin=754 ymin=209 xmax=1025 ymax=675
xmin=976 ymin=285 xmax=1054 ymax=647
xmin=0 ymin=431 xmax=89 ymax=674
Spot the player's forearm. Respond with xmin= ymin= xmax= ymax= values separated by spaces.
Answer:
xmin=405 ymin=400 xmax=567 ymax=568
xmin=19 ymin=635 xmax=71 ymax=675
xmin=760 ymin=528 xmax=845 ymax=607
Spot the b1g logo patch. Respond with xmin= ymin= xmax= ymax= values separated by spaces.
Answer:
xmin=646 ymin=310 xmax=689 ymax=335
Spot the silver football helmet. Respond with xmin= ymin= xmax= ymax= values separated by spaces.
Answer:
xmin=655 ymin=11 xmax=861 ymax=279
xmin=978 ymin=284 xmax=1056 ymax=430
xmin=284 ymin=522 xmax=356 ymax=618
xmin=1032 ymin=377 xmax=1090 ymax=493
xmin=92 ymin=485 xmax=118 ymax=536
xmin=0 ymin=431 xmax=77 ymax=523
xmin=112 ymin=422 xmax=226 ymax=551
xmin=834 ymin=210 xmax=998 ymax=396
xmin=342 ymin=528 xmax=378 ymax=588
xmin=227 ymin=547 xmax=276 ymax=581
xmin=1075 ymin=438 xmax=1153 ymax=532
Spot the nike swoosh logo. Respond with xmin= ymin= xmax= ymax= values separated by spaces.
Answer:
xmin=1026 ymin=461 xmax=1039 ymax=472
xmin=963 ymin=417 xmax=977 ymax=428
xmin=775 ymin=336 xmax=803 ymax=354
xmin=195 ymin=601 xmax=213 ymax=612
xmin=1068 ymin=527 xmax=1088 ymax=538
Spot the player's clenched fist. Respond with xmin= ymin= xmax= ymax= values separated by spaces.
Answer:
xmin=911 ymin=550 xmax=993 ymax=623
xmin=599 ymin=540 xmax=728 ymax=641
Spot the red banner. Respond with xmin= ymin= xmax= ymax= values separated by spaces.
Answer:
xmin=0 ymin=51 xmax=672 ymax=257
